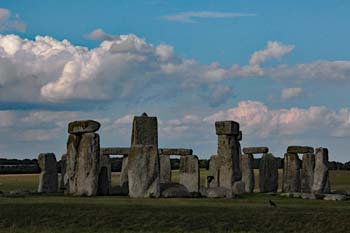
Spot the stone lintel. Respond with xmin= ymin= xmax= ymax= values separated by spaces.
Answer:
xmin=242 ymin=147 xmax=269 ymax=154
xmin=101 ymin=147 xmax=192 ymax=156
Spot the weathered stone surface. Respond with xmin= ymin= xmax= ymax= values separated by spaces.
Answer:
xmin=200 ymin=187 xmax=228 ymax=198
xmin=217 ymin=134 xmax=241 ymax=191
xmin=160 ymin=154 xmax=171 ymax=184
xmin=323 ymin=194 xmax=347 ymax=201
xmin=312 ymin=147 xmax=330 ymax=194
xmin=243 ymin=147 xmax=269 ymax=154
xmin=232 ymin=181 xmax=245 ymax=195
xmin=287 ymin=146 xmax=314 ymax=154
xmin=259 ymin=153 xmax=278 ymax=193
xmin=60 ymin=154 xmax=67 ymax=191
xmin=65 ymin=133 xmax=100 ymax=196
xmin=120 ymin=155 xmax=129 ymax=195
xmin=241 ymin=153 xmax=254 ymax=193
xmin=301 ymin=153 xmax=315 ymax=193
xmin=38 ymin=153 xmax=58 ymax=193
xmin=207 ymin=155 xmax=219 ymax=188
xmin=215 ymin=121 xmax=240 ymax=135
xmin=179 ymin=155 xmax=199 ymax=193
xmin=159 ymin=148 xmax=193 ymax=156
xmin=68 ymin=120 xmax=100 ymax=134
xmin=160 ymin=183 xmax=191 ymax=198
xmin=128 ymin=145 xmax=160 ymax=198
xmin=131 ymin=115 xmax=158 ymax=146
xmin=282 ymin=153 xmax=301 ymax=193
xmin=98 ymin=154 xmax=111 ymax=195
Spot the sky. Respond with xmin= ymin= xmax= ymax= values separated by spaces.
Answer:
xmin=0 ymin=0 xmax=350 ymax=161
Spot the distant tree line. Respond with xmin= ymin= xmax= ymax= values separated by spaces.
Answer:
xmin=0 ymin=157 xmax=349 ymax=174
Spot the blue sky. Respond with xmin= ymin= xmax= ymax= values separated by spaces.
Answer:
xmin=0 ymin=1 xmax=350 ymax=161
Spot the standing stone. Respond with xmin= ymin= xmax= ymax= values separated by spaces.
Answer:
xmin=98 ymin=154 xmax=111 ymax=195
xmin=179 ymin=155 xmax=200 ymax=193
xmin=60 ymin=154 xmax=67 ymax=191
xmin=215 ymin=121 xmax=241 ymax=192
xmin=301 ymin=153 xmax=315 ymax=193
xmin=66 ymin=131 xmax=100 ymax=196
xmin=160 ymin=154 xmax=171 ymax=184
xmin=207 ymin=155 xmax=219 ymax=188
xmin=128 ymin=114 xmax=160 ymax=198
xmin=128 ymin=145 xmax=160 ymax=197
xmin=282 ymin=153 xmax=301 ymax=192
xmin=312 ymin=147 xmax=330 ymax=194
xmin=241 ymin=153 xmax=255 ymax=193
xmin=120 ymin=155 xmax=129 ymax=194
xmin=259 ymin=153 xmax=278 ymax=193
xmin=38 ymin=153 xmax=58 ymax=193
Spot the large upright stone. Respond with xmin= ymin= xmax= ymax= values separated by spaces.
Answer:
xmin=160 ymin=154 xmax=171 ymax=184
xmin=216 ymin=121 xmax=241 ymax=192
xmin=179 ymin=155 xmax=200 ymax=193
xmin=241 ymin=153 xmax=254 ymax=193
xmin=259 ymin=153 xmax=278 ymax=193
xmin=301 ymin=153 xmax=315 ymax=193
xmin=38 ymin=153 xmax=58 ymax=193
xmin=98 ymin=153 xmax=111 ymax=195
xmin=128 ymin=114 xmax=160 ymax=198
xmin=128 ymin=145 xmax=160 ymax=197
xmin=312 ymin=147 xmax=330 ymax=194
xmin=120 ymin=155 xmax=129 ymax=194
xmin=282 ymin=153 xmax=301 ymax=192
xmin=60 ymin=154 xmax=67 ymax=191
xmin=207 ymin=155 xmax=219 ymax=188
xmin=66 ymin=132 xmax=100 ymax=196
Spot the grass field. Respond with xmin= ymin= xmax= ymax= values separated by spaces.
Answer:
xmin=0 ymin=170 xmax=349 ymax=233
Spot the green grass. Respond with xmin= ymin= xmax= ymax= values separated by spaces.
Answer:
xmin=0 ymin=170 xmax=349 ymax=233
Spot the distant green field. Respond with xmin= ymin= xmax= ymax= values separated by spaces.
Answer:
xmin=0 ymin=170 xmax=349 ymax=233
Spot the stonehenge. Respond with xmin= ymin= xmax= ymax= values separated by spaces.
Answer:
xmin=32 ymin=114 xmax=334 ymax=200
xmin=65 ymin=120 xmax=101 ymax=196
xmin=38 ymin=153 xmax=58 ymax=193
